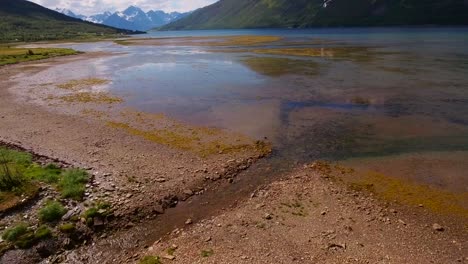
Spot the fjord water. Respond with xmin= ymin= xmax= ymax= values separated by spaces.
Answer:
xmin=36 ymin=27 xmax=468 ymax=191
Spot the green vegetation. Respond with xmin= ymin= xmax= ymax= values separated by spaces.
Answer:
xmin=161 ymin=0 xmax=468 ymax=30
xmin=0 ymin=47 xmax=78 ymax=66
xmin=139 ymin=256 xmax=162 ymax=264
xmin=2 ymin=223 xmax=52 ymax=249
xmin=2 ymin=223 xmax=29 ymax=242
xmin=0 ymin=147 xmax=90 ymax=211
xmin=0 ymin=0 xmax=139 ymax=43
xmin=34 ymin=225 xmax=52 ymax=240
xmin=82 ymin=201 xmax=112 ymax=226
xmin=38 ymin=200 xmax=67 ymax=222
xmin=201 ymin=249 xmax=214 ymax=257
xmin=59 ymin=223 xmax=76 ymax=233
xmin=58 ymin=169 xmax=89 ymax=200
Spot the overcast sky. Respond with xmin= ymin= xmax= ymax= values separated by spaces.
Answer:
xmin=29 ymin=0 xmax=218 ymax=15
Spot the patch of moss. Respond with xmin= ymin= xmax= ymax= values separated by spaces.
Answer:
xmin=34 ymin=225 xmax=52 ymax=239
xmin=201 ymin=249 xmax=214 ymax=257
xmin=139 ymin=256 xmax=161 ymax=264
xmin=59 ymin=223 xmax=75 ymax=233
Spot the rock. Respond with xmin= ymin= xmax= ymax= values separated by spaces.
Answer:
xmin=398 ymin=219 xmax=406 ymax=225
xmin=321 ymin=211 xmax=327 ymax=216
xmin=152 ymin=205 xmax=165 ymax=214
xmin=264 ymin=213 xmax=273 ymax=220
xmin=432 ymin=223 xmax=444 ymax=231
xmin=204 ymin=236 xmax=212 ymax=242
xmin=183 ymin=189 xmax=194 ymax=196
xmin=156 ymin=178 xmax=166 ymax=183
xmin=93 ymin=217 xmax=105 ymax=227
xmin=126 ymin=193 xmax=133 ymax=198
xmin=162 ymin=255 xmax=175 ymax=260
xmin=185 ymin=218 xmax=193 ymax=225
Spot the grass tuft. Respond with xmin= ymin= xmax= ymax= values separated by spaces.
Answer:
xmin=38 ymin=200 xmax=67 ymax=222
xmin=58 ymin=169 xmax=89 ymax=200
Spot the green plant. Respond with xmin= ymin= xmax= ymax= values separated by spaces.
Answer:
xmin=25 ymin=163 xmax=62 ymax=184
xmin=59 ymin=223 xmax=75 ymax=233
xmin=201 ymin=249 xmax=214 ymax=257
xmin=2 ymin=223 xmax=28 ymax=241
xmin=34 ymin=225 xmax=52 ymax=239
xmin=0 ymin=152 xmax=26 ymax=192
xmin=58 ymin=169 xmax=89 ymax=200
xmin=139 ymin=256 xmax=161 ymax=264
xmin=38 ymin=200 xmax=67 ymax=222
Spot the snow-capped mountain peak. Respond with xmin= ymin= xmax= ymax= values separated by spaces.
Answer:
xmin=56 ymin=6 xmax=189 ymax=31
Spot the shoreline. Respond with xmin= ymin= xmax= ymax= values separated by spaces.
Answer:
xmin=0 ymin=49 xmax=466 ymax=263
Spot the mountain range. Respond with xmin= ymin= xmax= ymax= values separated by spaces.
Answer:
xmin=161 ymin=0 xmax=468 ymax=30
xmin=56 ymin=6 xmax=189 ymax=31
xmin=0 ymin=0 xmax=137 ymax=42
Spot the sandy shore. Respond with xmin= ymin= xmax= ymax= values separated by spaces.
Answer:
xmin=0 ymin=52 xmax=466 ymax=263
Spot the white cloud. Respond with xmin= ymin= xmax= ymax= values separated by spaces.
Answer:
xmin=29 ymin=0 xmax=218 ymax=15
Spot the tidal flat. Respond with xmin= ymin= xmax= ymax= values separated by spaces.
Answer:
xmin=0 ymin=28 xmax=467 ymax=263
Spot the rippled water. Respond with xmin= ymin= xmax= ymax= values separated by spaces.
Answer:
xmin=23 ymin=27 xmax=468 ymax=191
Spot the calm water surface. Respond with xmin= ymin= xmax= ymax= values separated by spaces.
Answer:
xmin=28 ymin=27 xmax=468 ymax=191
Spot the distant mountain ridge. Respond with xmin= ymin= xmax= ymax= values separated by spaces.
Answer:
xmin=57 ymin=6 xmax=189 ymax=31
xmin=161 ymin=0 xmax=468 ymax=30
xmin=0 ymin=0 xmax=137 ymax=42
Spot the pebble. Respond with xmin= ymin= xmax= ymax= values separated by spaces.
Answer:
xmin=185 ymin=218 xmax=193 ymax=225
xmin=264 ymin=213 xmax=273 ymax=220
xmin=432 ymin=223 xmax=444 ymax=232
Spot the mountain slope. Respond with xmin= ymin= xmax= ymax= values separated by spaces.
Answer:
xmin=0 ymin=0 xmax=138 ymax=42
xmin=161 ymin=0 xmax=468 ymax=30
xmin=57 ymin=6 xmax=189 ymax=31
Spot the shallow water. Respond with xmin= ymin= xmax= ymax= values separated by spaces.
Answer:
xmin=20 ymin=27 xmax=468 ymax=192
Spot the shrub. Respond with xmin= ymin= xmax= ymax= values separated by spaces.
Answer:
xmin=38 ymin=200 xmax=67 ymax=222
xmin=139 ymin=256 xmax=161 ymax=264
xmin=58 ymin=169 xmax=89 ymax=200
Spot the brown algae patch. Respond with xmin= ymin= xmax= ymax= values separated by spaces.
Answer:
xmin=309 ymin=161 xmax=468 ymax=218
xmin=107 ymin=121 xmax=271 ymax=158
xmin=58 ymin=92 xmax=123 ymax=104
xmin=106 ymin=110 xmax=272 ymax=158
xmin=56 ymin=78 xmax=110 ymax=91
xmin=241 ymin=56 xmax=320 ymax=77
xmin=115 ymin=35 xmax=282 ymax=47
xmin=252 ymin=47 xmax=379 ymax=62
